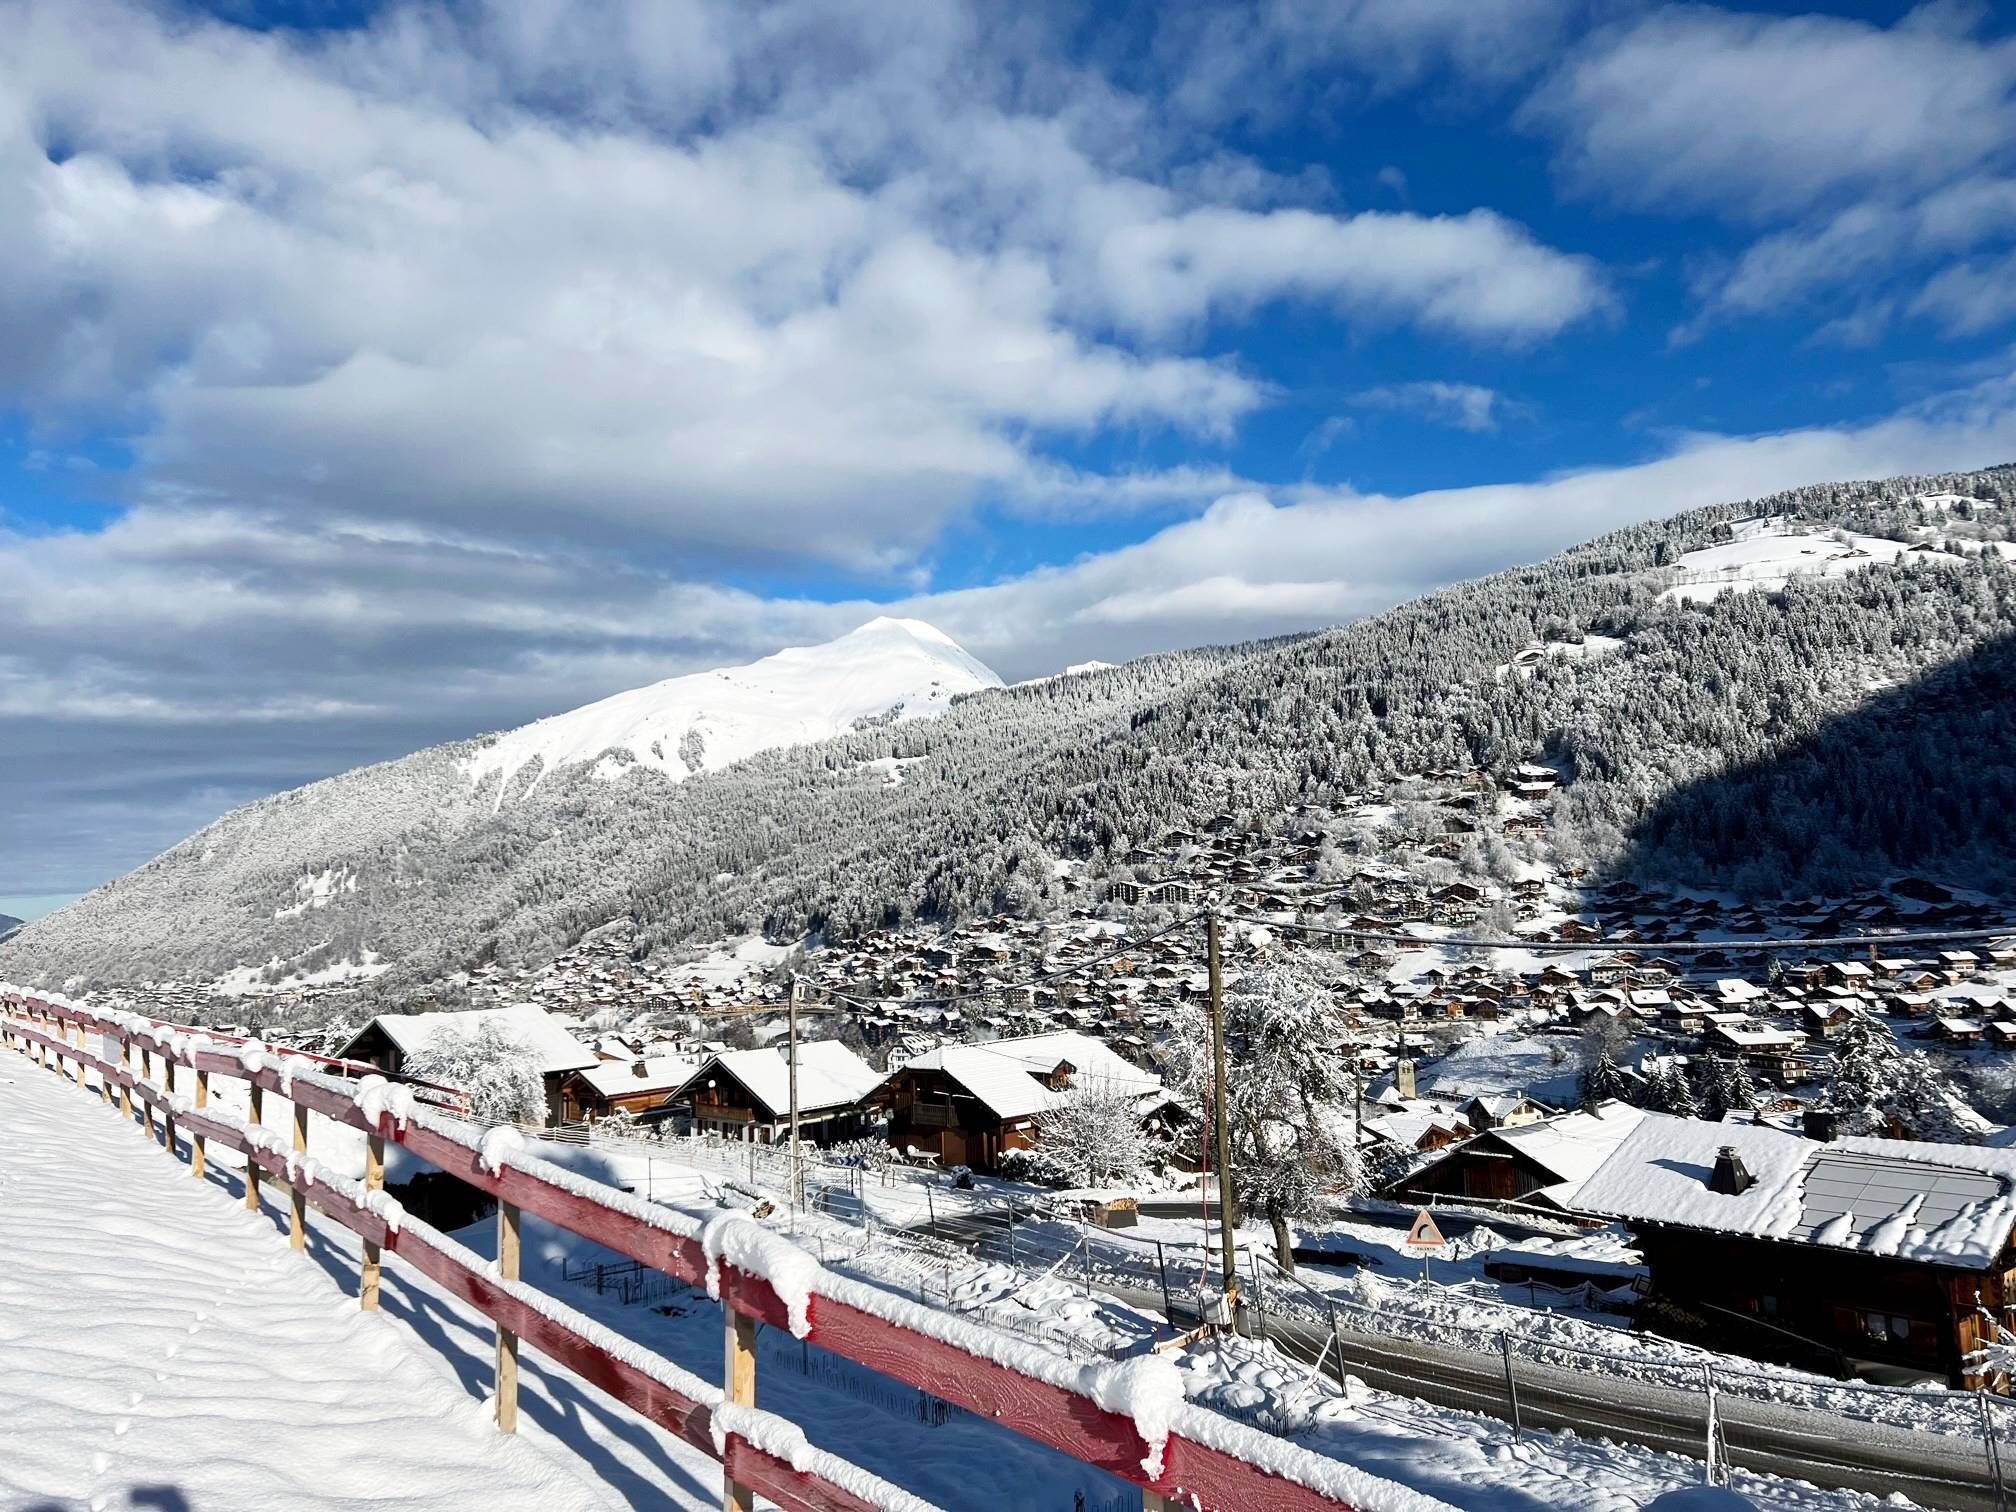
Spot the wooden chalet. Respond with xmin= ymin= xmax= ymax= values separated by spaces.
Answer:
xmin=1386 ymin=1103 xmax=1646 ymax=1210
xmin=666 ymin=1042 xmax=883 ymax=1145
xmin=560 ymin=1054 xmax=700 ymax=1123
xmin=1575 ymin=1114 xmax=2016 ymax=1387
xmin=337 ymin=1004 xmax=599 ymax=1126
xmin=882 ymin=1031 xmax=1166 ymax=1173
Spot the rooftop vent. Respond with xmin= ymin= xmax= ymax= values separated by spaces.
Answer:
xmin=633 ymin=1059 xmax=649 ymax=1077
xmin=1709 ymin=1145 xmax=1755 ymax=1196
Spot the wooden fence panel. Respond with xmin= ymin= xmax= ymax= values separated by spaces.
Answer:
xmin=3 ymin=993 xmax=1366 ymax=1512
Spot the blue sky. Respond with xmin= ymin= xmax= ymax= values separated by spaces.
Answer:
xmin=4 ymin=0 xmax=2016 ymax=916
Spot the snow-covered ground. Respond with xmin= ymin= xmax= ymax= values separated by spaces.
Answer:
xmin=516 ymin=1128 xmax=1906 ymax=1509
xmin=1657 ymin=519 xmax=1916 ymax=605
xmin=211 ymin=945 xmax=390 ymax=995
xmin=0 ymin=1056 xmax=629 ymax=1512
xmin=462 ymin=617 xmax=1002 ymax=801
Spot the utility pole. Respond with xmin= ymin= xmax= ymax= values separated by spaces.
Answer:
xmin=787 ymin=975 xmax=803 ymax=1213
xmin=1205 ymin=912 xmax=1239 ymax=1308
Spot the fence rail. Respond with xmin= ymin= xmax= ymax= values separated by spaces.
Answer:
xmin=2 ymin=990 xmax=1381 ymax=1512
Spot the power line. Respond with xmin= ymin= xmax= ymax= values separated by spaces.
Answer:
xmin=1219 ymin=908 xmax=2016 ymax=957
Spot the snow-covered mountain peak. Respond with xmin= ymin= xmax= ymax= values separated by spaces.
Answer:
xmin=461 ymin=618 xmax=1002 ymax=799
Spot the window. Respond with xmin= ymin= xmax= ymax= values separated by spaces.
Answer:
xmin=1859 ymin=1310 xmax=1917 ymax=1345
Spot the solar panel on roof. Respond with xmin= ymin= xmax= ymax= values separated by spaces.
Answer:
xmin=1794 ymin=1150 xmax=2002 ymax=1244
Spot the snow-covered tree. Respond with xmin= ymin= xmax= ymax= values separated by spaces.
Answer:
xmin=1167 ymin=955 xmax=1358 ymax=1273
xmin=1828 ymin=1011 xmax=1980 ymax=1143
xmin=405 ymin=1019 xmax=546 ymax=1124
xmin=1021 ymin=1078 xmax=1157 ymax=1189
xmin=1644 ymin=1059 xmax=1699 ymax=1118
xmin=1578 ymin=1020 xmax=1631 ymax=1109
xmin=1696 ymin=1056 xmax=1755 ymax=1121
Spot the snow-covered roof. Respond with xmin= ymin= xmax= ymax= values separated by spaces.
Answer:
xmin=904 ymin=1031 xmax=1161 ymax=1121
xmin=1573 ymin=1113 xmax=2016 ymax=1269
xmin=1488 ymin=1104 xmax=1647 ymax=1204
xmin=1365 ymin=1111 xmax=1466 ymax=1149
xmin=571 ymin=1055 xmax=701 ymax=1098
xmin=685 ymin=1041 xmax=883 ymax=1116
xmin=349 ymin=1004 xmax=600 ymax=1076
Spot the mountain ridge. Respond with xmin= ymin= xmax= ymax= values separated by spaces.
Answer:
xmin=6 ymin=465 xmax=2014 ymax=1000
xmin=461 ymin=616 xmax=1002 ymax=800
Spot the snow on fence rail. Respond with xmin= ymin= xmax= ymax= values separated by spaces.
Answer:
xmin=1 ymin=990 xmax=1428 ymax=1512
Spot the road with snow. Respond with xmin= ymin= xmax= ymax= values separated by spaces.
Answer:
xmin=915 ymin=1195 xmax=2004 ymax=1510
xmin=1142 ymin=1283 xmax=2002 ymax=1511
xmin=0 ymin=1055 xmax=674 ymax=1512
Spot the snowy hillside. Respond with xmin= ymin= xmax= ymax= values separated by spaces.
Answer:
xmin=464 ymin=618 xmax=1002 ymax=799
xmin=1657 ymin=516 xmax=1916 ymax=605
xmin=7 ymin=464 xmax=2016 ymax=995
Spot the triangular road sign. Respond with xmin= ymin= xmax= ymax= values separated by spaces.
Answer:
xmin=1404 ymin=1208 xmax=1447 ymax=1251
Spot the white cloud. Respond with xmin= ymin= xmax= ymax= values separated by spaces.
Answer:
xmin=8 ymin=357 xmax=2016 ymax=892
xmin=1091 ymin=205 xmax=1607 ymax=342
xmin=1527 ymin=7 xmax=2016 ymax=222
xmin=1352 ymin=380 xmax=1514 ymax=432
xmin=1527 ymin=7 xmax=2016 ymax=342
xmin=1912 ymin=249 xmax=2016 ymax=335
xmin=0 ymin=0 xmax=1603 ymax=577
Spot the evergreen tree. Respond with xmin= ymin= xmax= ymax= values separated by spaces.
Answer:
xmin=1165 ymin=955 xmax=1358 ymax=1273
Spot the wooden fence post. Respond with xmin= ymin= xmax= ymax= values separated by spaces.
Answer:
xmin=724 ymin=1305 xmax=757 ymax=1512
xmin=361 ymin=1131 xmax=384 ymax=1311
xmin=98 ymin=1024 xmax=112 ymax=1106
xmin=119 ymin=1038 xmax=132 ymax=1120
xmin=245 ymin=1084 xmax=263 ymax=1212
xmin=73 ymin=1020 xmax=89 ymax=1090
xmin=192 ymin=1071 xmax=209 ymax=1180
xmin=289 ymin=1099 xmax=309 ymax=1251
xmin=140 ymin=1048 xmax=156 ymax=1140
xmin=163 ymin=1060 xmax=178 ymax=1154
xmin=496 ymin=1201 xmax=521 ymax=1433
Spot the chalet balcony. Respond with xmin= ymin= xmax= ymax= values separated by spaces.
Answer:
xmin=909 ymin=1101 xmax=960 ymax=1128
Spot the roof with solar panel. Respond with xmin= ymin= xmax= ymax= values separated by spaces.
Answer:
xmin=1573 ymin=1112 xmax=2016 ymax=1268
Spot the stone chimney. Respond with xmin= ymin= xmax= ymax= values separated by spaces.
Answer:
xmin=633 ymin=1059 xmax=649 ymax=1077
xmin=1708 ymin=1145 xmax=1754 ymax=1195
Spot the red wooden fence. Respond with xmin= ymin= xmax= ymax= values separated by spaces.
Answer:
xmin=2 ymin=989 xmax=1404 ymax=1512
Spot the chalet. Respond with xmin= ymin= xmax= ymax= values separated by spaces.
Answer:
xmin=1459 ymin=1093 xmax=1552 ymax=1131
xmin=1705 ymin=1019 xmax=1806 ymax=1068
xmin=560 ymin=1054 xmax=701 ymax=1123
xmin=1588 ymin=954 xmax=1636 ymax=986
xmin=881 ymin=1031 xmax=1164 ymax=1173
xmin=1364 ymin=1109 xmax=1472 ymax=1154
xmin=337 ymin=1004 xmax=599 ymax=1126
xmin=1940 ymin=950 xmax=1984 ymax=980
xmin=1109 ymin=880 xmax=1147 ymax=905
xmin=1386 ymin=1103 xmax=1646 ymax=1211
xmin=667 ymin=1042 xmax=883 ymax=1145
xmin=1935 ymin=1017 xmax=1987 ymax=1043
xmin=1575 ymin=1114 xmax=2016 ymax=1387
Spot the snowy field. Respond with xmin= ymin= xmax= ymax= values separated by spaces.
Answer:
xmin=1656 ymin=519 xmax=1917 ymax=605
xmin=0 ymin=1057 xmax=633 ymax=1512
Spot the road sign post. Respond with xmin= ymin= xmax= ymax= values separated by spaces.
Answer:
xmin=1404 ymin=1208 xmax=1448 ymax=1283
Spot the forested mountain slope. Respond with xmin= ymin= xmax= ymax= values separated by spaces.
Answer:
xmin=6 ymin=465 xmax=2013 ymax=998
